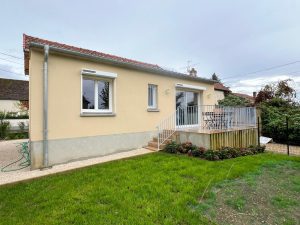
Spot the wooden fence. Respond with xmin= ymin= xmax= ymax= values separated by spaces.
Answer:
xmin=210 ymin=128 xmax=258 ymax=150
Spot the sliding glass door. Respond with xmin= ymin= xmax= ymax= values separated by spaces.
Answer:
xmin=176 ymin=91 xmax=199 ymax=127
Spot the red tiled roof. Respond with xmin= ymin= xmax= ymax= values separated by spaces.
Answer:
xmin=232 ymin=92 xmax=255 ymax=102
xmin=0 ymin=78 xmax=28 ymax=100
xmin=214 ymin=82 xmax=230 ymax=92
xmin=23 ymin=34 xmax=161 ymax=75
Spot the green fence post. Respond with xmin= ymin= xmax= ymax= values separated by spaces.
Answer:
xmin=286 ymin=116 xmax=290 ymax=156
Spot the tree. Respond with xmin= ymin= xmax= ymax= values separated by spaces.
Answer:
xmin=256 ymin=79 xmax=300 ymax=145
xmin=218 ymin=94 xmax=251 ymax=107
xmin=211 ymin=73 xmax=221 ymax=82
xmin=255 ymin=79 xmax=296 ymax=104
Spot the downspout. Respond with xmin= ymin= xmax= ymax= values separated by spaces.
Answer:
xmin=43 ymin=45 xmax=49 ymax=168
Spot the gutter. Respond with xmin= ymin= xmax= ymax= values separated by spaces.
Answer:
xmin=43 ymin=45 xmax=49 ymax=168
xmin=29 ymin=42 xmax=216 ymax=84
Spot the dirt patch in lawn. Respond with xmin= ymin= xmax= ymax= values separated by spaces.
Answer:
xmin=197 ymin=161 xmax=300 ymax=225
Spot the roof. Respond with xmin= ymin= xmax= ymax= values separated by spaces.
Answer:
xmin=232 ymin=92 xmax=255 ymax=102
xmin=23 ymin=34 xmax=215 ymax=84
xmin=214 ymin=82 xmax=231 ymax=92
xmin=0 ymin=78 xmax=29 ymax=101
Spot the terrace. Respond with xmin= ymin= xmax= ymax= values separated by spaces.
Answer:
xmin=156 ymin=105 xmax=258 ymax=150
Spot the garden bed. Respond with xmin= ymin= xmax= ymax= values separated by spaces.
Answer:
xmin=163 ymin=141 xmax=266 ymax=161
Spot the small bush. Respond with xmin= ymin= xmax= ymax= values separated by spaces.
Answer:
xmin=227 ymin=147 xmax=241 ymax=158
xmin=204 ymin=150 xmax=219 ymax=161
xmin=163 ymin=141 xmax=179 ymax=154
xmin=0 ymin=112 xmax=11 ymax=140
xmin=7 ymin=132 xmax=28 ymax=140
xmin=218 ymin=148 xmax=231 ymax=160
xmin=4 ymin=111 xmax=29 ymax=119
xmin=178 ymin=141 xmax=198 ymax=154
xmin=256 ymin=145 xmax=266 ymax=153
xmin=199 ymin=147 xmax=206 ymax=155
xmin=191 ymin=148 xmax=202 ymax=157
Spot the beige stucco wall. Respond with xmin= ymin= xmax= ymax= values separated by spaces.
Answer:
xmin=29 ymin=50 xmax=215 ymax=142
xmin=0 ymin=100 xmax=20 ymax=112
xmin=214 ymin=90 xmax=225 ymax=105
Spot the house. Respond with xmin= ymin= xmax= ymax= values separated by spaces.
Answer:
xmin=0 ymin=78 xmax=28 ymax=112
xmin=232 ymin=92 xmax=256 ymax=105
xmin=214 ymin=82 xmax=230 ymax=104
xmin=24 ymin=34 xmax=258 ymax=169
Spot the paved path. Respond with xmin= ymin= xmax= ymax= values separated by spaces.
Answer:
xmin=266 ymin=143 xmax=300 ymax=156
xmin=0 ymin=139 xmax=30 ymax=172
xmin=0 ymin=148 xmax=153 ymax=186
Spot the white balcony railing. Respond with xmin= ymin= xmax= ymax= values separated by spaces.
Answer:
xmin=157 ymin=105 xmax=257 ymax=149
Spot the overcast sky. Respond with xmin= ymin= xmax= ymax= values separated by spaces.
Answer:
xmin=1 ymin=0 xmax=300 ymax=97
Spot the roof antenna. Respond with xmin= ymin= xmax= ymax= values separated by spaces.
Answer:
xmin=186 ymin=60 xmax=191 ymax=73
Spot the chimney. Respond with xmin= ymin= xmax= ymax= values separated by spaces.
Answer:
xmin=189 ymin=68 xmax=197 ymax=77
xmin=253 ymin=92 xmax=257 ymax=98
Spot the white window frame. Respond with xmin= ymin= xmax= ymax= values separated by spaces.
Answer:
xmin=81 ymin=69 xmax=117 ymax=114
xmin=148 ymin=84 xmax=158 ymax=109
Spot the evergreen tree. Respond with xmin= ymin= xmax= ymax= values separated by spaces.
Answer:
xmin=211 ymin=73 xmax=221 ymax=82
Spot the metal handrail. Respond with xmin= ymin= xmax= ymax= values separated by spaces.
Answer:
xmin=156 ymin=105 xmax=257 ymax=150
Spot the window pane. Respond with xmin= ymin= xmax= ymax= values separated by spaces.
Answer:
xmin=176 ymin=91 xmax=185 ymax=109
xmin=98 ymin=80 xmax=110 ymax=110
xmin=148 ymin=85 xmax=153 ymax=106
xmin=82 ymin=79 xmax=95 ymax=109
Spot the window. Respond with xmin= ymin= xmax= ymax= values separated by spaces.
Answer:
xmin=82 ymin=77 xmax=112 ymax=113
xmin=148 ymin=84 xmax=157 ymax=109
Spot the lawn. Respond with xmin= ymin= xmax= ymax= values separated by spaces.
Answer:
xmin=0 ymin=152 xmax=299 ymax=225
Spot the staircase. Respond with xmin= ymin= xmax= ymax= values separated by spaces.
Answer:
xmin=145 ymin=136 xmax=173 ymax=151
xmin=145 ymin=108 xmax=181 ymax=151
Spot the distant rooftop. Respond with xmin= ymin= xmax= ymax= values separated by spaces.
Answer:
xmin=0 ymin=78 xmax=28 ymax=101
xmin=214 ymin=82 xmax=231 ymax=92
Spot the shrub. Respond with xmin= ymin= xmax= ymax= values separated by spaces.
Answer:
xmin=204 ymin=150 xmax=219 ymax=161
xmin=191 ymin=148 xmax=202 ymax=157
xmin=218 ymin=148 xmax=231 ymax=160
xmin=256 ymin=145 xmax=266 ymax=153
xmin=178 ymin=141 xmax=198 ymax=154
xmin=199 ymin=147 xmax=206 ymax=155
xmin=260 ymin=98 xmax=300 ymax=145
xmin=163 ymin=141 xmax=265 ymax=161
xmin=0 ymin=112 xmax=10 ymax=140
xmin=163 ymin=141 xmax=179 ymax=154
xmin=4 ymin=111 xmax=29 ymax=119
xmin=180 ymin=142 xmax=192 ymax=153
xmin=177 ymin=145 xmax=186 ymax=154
xmin=227 ymin=147 xmax=241 ymax=158
xmin=7 ymin=132 xmax=28 ymax=140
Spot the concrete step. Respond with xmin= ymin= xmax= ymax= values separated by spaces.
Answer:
xmin=148 ymin=141 xmax=158 ymax=148
xmin=144 ymin=146 xmax=159 ymax=151
xmin=153 ymin=137 xmax=172 ymax=142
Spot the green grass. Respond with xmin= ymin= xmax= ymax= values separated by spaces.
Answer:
xmin=197 ymin=160 xmax=300 ymax=225
xmin=0 ymin=152 xmax=299 ymax=225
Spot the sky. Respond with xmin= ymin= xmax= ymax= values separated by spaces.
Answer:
xmin=1 ymin=0 xmax=300 ymax=98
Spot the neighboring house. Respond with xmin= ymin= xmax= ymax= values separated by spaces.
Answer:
xmin=214 ymin=82 xmax=231 ymax=104
xmin=0 ymin=78 xmax=28 ymax=112
xmin=232 ymin=92 xmax=255 ymax=105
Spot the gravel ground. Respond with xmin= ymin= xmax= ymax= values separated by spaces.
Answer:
xmin=266 ymin=143 xmax=300 ymax=156
xmin=0 ymin=146 xmax=153 ymax=186
xmin=0 ymin=139 xmax=30 ymax=173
